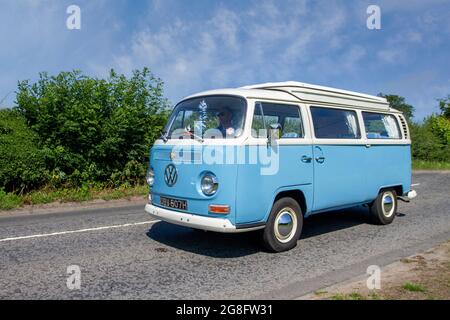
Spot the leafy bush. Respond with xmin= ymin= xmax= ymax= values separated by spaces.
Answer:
xmin=15 ymin=68 xmax=170 ymax=189
xmin=410 ymin=115 xmax=450 ymax=163
xmin=0 ymin=109 xmax=48 ymax=191
xmin=430 ymin=115 xmax=450 ymax=145
xmin=438 ymin=96 xmax=450 ymax=119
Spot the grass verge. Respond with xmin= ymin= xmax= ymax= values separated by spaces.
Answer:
xmin=0 ymin=190 xmax=23 ymax=210
xmin=303 ymin=240 xmax=450 ymax=300
xmin=412 ymin=160 xmax=450 ymax=170
xmin=0 ymin=185 xmax=148 ymax=211
xmin=330 ymin=292 xmax=364 ymax=300
xmin=402 ymin=282 xmax=426 ymax=293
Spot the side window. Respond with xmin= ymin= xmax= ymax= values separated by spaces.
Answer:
xmin=310 ymin=106 xmax=360 ymax=139
xmin=251 ymin=102 xmax=303 ymax=138
xmin=362 ymin=112 xmax=401 ymax=139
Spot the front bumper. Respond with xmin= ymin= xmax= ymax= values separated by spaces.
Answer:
xmin=145 ymin=204 xmax=250 ymax=233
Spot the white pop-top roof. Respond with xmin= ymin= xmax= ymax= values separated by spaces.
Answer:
xmin=240 ymin=81 xmax=391 ymax=111
xmin=184 ymin=81 xmax=394 ymax=112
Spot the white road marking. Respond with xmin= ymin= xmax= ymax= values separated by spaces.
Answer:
xmin=411 ymin=183 xmax=421 ymax=187
xmin=0 ymin=220 xmax=160 ymax=243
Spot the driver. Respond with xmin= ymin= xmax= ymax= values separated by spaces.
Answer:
xmin=216 ymin=107 xmax=235 ymax=138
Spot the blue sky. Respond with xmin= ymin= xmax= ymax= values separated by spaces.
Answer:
xmin=0 ymin=0 xmax=449 ymax=120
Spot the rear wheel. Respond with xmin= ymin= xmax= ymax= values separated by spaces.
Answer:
xmin=262 ymin=197 xmax=303 ymax=252
xmin=369 ymin=189 xmax=398 ymax=225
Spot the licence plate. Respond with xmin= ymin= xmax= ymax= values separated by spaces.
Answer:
xmin=160 ymin=196 xmax=188 ymax=210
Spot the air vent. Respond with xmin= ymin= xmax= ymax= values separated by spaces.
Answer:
xmin=398 ymin=115 xmax=409 ymax=139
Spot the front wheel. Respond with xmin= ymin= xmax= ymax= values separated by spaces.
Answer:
xmin=262 ymin=197 xmax=303 ymax=252
xmin=369 ymin=189 xmax=398 ymax=225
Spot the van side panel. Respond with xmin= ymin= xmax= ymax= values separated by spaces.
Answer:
xmin=312 ymin=144 xmax=370 ymax=211
xmin=365 ymin=144 xmax=412 ymax=199
xmin=235 ymin=144 xmax=314 ymax=225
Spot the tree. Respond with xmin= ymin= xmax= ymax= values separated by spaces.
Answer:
xmin=15 ymin=68 xmax=170 ymax=187
xmin=438 ymin=95 xmax=450 ymax=119
xmin=0 ymin=109 xmax=47 ymax=192
xmin=378 ymin=93 xmax=415 ymax=121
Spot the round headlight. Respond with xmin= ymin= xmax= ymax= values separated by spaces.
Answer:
xmin=201 ymin=173 xmax=218 ymax=196
xmin=146 ymin=169 xmax=155 ymax=186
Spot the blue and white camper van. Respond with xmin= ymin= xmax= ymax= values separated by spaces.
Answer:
xmin=145 ymin=82 xmax=417 ymax=252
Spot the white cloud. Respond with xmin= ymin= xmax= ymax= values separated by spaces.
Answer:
xmin=377 ymin=48 xmax=403 ymax=64
xmin=1 ymin=0 xmax=448 ymax=121
xmin=108 ymin=0 xmax=350 ymax=103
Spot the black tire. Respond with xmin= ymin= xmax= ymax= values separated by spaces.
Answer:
xmin=262 ymin=197 xmax=303 ymax=252
xmin=369 ymin=189 xmax=398 ymax=225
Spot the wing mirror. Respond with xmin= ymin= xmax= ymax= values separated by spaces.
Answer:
xmin=267 ymin=123 xmax=282 ymax=146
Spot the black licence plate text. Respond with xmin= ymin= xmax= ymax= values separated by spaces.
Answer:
xmin=160 ymin=196 xmax=188 ymax=210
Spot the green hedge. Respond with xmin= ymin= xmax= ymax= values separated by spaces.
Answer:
xmin=0 ymin=68 xmax=170 ymax=193
xmin=410 ymin=116 xmax=450 ymax=163
xmin=0 ymin=109 xmax=48 ymax=192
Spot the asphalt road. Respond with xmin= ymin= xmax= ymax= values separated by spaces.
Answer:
xmin=0 ymin=172 xmax=449 ymax=299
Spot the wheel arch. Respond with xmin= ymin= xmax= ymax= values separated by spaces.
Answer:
xmin=378 ymin=185 xmax=403 ymax=196
xmin=273 ymin=189 xmax=307 ymax=217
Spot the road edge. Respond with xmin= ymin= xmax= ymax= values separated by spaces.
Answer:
xmin=0 ymin=197 xmax=148 ymax=219
xmin=252 ymin=231 xmax=450 ymax=300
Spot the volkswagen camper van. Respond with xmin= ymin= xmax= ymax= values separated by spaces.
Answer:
xmin=145 ymin=82 xmax=417 ymax=252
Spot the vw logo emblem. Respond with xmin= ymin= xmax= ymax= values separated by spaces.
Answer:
xmin=164 ymin=164 xmax=178 ymax=187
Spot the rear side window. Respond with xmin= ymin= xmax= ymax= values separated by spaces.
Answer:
xmin=251 ymin=102 xmax=303 ymax=138
xmin=310 ymin=107 xmax=360 ymax=139
xmin=362 ymin=112 xmax=401 ymax=139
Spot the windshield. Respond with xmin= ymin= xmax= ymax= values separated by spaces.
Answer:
xmin=165 ymin=96 xmax=247 ymax=139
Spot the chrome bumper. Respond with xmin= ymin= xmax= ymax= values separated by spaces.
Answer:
xmin=145 ymin=204 xmax=246 ymax=233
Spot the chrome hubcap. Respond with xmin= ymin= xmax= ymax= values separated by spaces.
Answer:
xmin=274 ymin=208 xmax=297 ymax=243
xmin=382 ymin=192 xmax=395 ymax=217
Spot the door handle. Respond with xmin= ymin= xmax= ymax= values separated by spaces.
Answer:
xmin=315 ymin=156 xmax=325 ymax=163
xmin=301 ymin=155 xmax=312 ymax=163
